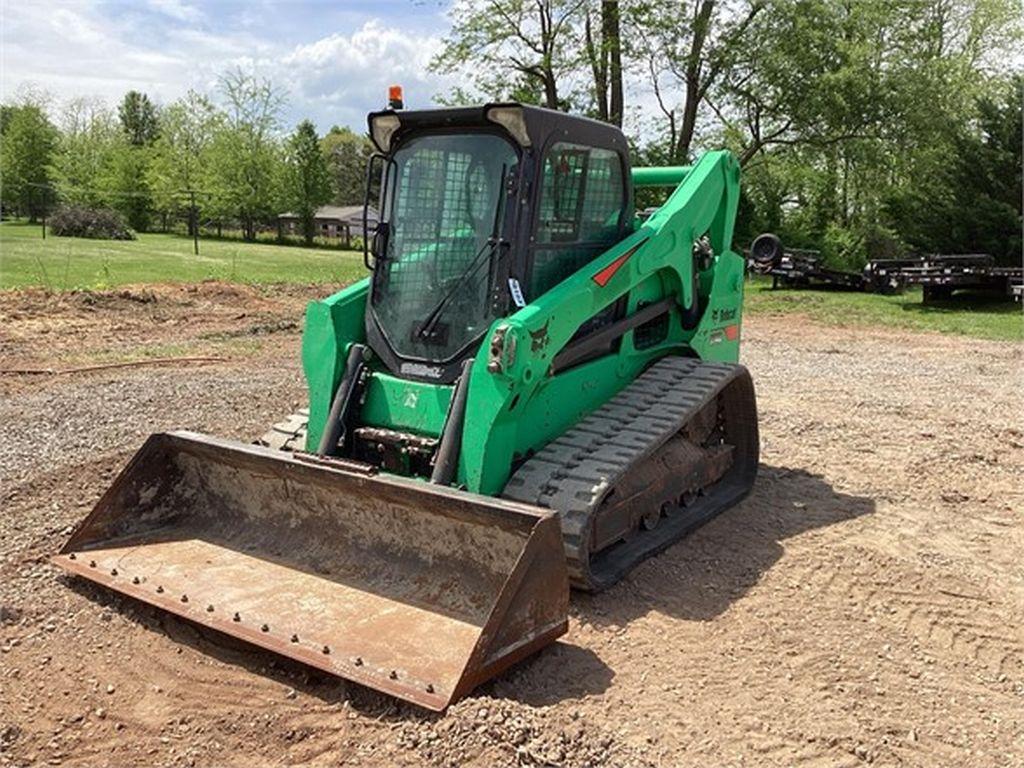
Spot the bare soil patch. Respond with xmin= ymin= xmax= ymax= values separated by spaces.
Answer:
xmin=0 ymin=283 xmax=312 ymax=391
xmin=1 ymin=287 xmax=1021 ymax=767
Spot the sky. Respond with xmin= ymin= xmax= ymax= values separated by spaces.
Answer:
xmin=0 ymin=0 xmax=460 ymax=132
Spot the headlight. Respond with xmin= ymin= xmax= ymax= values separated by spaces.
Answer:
xmin=485 ymin=106 xmax=531 ymax=147
xmin=369 ymin=113 xmax=401 ymax=152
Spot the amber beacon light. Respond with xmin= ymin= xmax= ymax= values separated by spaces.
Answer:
xmin=388 ymin=85 xmax=404 ymax=110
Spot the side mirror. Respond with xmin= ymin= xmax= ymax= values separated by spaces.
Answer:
xmin=363 ymin=152 xmax=394 ymax=270
xmin=370 ymin=222 xmax=390 ymax=267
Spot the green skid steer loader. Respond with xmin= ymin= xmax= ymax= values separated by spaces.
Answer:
xmin=55 ymin=103 xmax=758 ymax=711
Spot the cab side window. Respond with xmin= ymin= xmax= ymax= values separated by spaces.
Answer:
xmin=529 ymin=142 xmax=626 ymax=298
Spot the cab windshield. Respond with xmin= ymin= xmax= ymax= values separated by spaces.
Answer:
xmin=372 ymin=132 xmax=518 ymax=362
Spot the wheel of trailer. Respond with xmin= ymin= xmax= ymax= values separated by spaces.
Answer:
xmin=257 ymin=408 xmax=309 ymax=452
xmin=750 ymin=232 xmax=783 ymax=274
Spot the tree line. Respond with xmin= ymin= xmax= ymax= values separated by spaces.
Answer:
xmin=2 ymin=0 xmax=1020 ymax=265
xmin=432 ymin=0 xmax=1021 ymax=266
xmin=0 ymin=70 xmax=373 ymax=245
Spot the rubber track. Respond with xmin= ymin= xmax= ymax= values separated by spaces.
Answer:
xmin=503 ymin=356 xmax=753 ymax=590
xmin=257 ymin=408 xmax=309 ymax=452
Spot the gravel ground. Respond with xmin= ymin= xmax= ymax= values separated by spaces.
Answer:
xmin=1 ymin=285 xmax=1022 ymax=767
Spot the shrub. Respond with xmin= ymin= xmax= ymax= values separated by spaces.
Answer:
xmin=49 ymin=206 xmax=136 ymax=240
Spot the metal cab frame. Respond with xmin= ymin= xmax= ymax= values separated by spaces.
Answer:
xmin=362 ymin=102 xmax=633 ymax=383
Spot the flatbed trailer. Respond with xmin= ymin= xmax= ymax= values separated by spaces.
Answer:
xmin=894 ymin=255 xmax=1022 ymax=303
xmin=748 ymin=234 xmax=866 ymax=291
xmin=748 ymin=235 xmax=1022 ymax=304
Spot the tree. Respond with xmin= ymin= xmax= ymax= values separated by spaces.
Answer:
xmin=104 ymin=92 xmax=161 ymax=230
xmin=49 ymin=98 xmax=156 ymax=230
xmin=432 ymin=0 xmax=588 ymax=110
xmin=0 ymin=101 xmax=59 ymax=220
xmin=0 ymin=105 xmax=16 ymax=134
xmin=583 ymin=1 xmax=623 ymax=125
xmin=731 ymin=0 xmax=1022 ymax=264
xmin=50 ymin=98 xmax=121 ymax=208
xmin=100 ymin=140 xmax=154 ymax=230
xmin=957 ymin=76 xmax=1022 ymax=263
xmin=282 ymin=120 xmax=333 ymax=245
xmin=320 ymin=125 xmax=372 ymax=206
xmin=118 ymin=91 xmax=159 ymax=146
xmin=883 ymin=75 xmax=1023 ymax=263
xmin=148 ymin=91 xmax=221 ymax=232
xmin=205 ymin=69 xmax=286 ymax=241
xmin=630 ymin=0 xmax=764 ymax=162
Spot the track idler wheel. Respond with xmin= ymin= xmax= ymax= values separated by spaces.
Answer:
xmin=640 ymin=508 xmax=661 ymax=531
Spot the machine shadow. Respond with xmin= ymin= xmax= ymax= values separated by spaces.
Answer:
xmin=899 ymin=292 xmax=1019 ymax=316
xmin=485 ymin=464 xmax=873 ymax=708
xmin=483 ymin=641 xmax=616 ymax=707
xmin=576 ymin=463 xmax=875 ymax=627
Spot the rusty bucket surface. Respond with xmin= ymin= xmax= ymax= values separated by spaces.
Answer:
xmin=53 ymin=432 xmax=569 ymax=710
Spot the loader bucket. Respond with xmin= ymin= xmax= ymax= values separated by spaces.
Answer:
xmin=53 ymin=432 xmax=569 ymax=710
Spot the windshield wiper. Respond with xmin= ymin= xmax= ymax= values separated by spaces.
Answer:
xmin=416 ymin=236 xmax=503 ymax=341
xmin=416 ymin=165 xmax=508 ymax=342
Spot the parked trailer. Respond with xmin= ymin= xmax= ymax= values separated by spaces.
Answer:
xmin=750 ymin=235 xmax=1023 ymax=304
xmin=862 ymin=258 xmax=920 ymax=294
xmin=748 ymin=233 xmax=866 ymax=291
xmin=860 ymin=255 xmax=993 ymax=295
xmin=894 ymin=255 xmax=1023 ymax=303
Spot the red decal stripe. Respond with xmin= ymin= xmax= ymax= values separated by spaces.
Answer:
xmin=724 ymin=324 xmax=739 ymax=341
xmin=592 ymin=240 xmax=646 ymax=287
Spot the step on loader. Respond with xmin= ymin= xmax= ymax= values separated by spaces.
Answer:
xmin=56 ymin=102 xmax=759 ymax=710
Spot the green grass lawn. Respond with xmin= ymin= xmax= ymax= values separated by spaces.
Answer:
xmin=2 ymin=221 xmax=1019 ymax=341
xmin=744 ymin=277 xmax=1022 ymax=342
xmin=0 ymin=220 xmax=366 ymax=289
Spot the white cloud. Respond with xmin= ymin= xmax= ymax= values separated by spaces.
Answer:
xmin=147 ymin=0 xmax=203 ymax=24
xmin=2 ymin=1 xmax=206 ymax=105
xmin=279 ymin=20 xmax=451 ymax=128
xmin=0 ymin=3 xmax=454 ymax=133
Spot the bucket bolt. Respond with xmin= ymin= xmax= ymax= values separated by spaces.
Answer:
xmin=132 ymin=577 xmax=140 ymax=585
xmin=206 ymin=605 xmax=215 ymax=613
xmin=156 ymin=585 xmax=164 ymax=594
xmin=261 ymin=624 xmax=270 ymax=632
xmin=352 ymin=657 xmax=363 ymax=667
xmin=322 ymin=645 xmax=331 ymax=655
xmin=233 ymin=612 xmax=241 ymax=622
xmin=389 ymin=670 xmax=398 ymax=680
xmin=89 ymin=560 xmax=97 ymax=568
xmin=180 ymin=595 xmax=189 ymax=603
xmin=68 ymin=553 xmax=76 ymax=560
xmin=110 ymin=568 xmax=118 ymax=576
xmin=290 ymin=634 xmax=299 ymax=643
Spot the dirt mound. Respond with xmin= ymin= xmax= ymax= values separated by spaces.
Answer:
xmin=391 ymin=697 xmax=654 ymax=766
xmin=0 ymin=283 xmax=313 ymax=387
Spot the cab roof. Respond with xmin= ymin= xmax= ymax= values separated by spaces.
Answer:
xmin=367 ymin=102 xmax=628 ymax=156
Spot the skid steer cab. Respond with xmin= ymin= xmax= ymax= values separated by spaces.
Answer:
xmin=56 ymin=102 xmax=757 ymax=710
